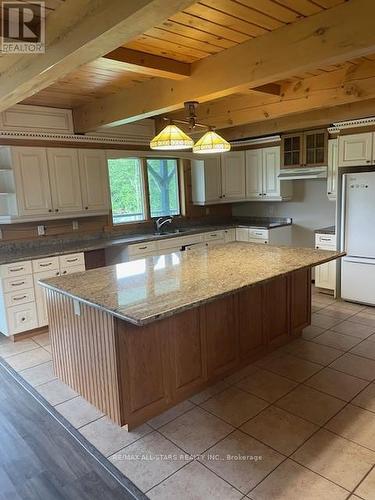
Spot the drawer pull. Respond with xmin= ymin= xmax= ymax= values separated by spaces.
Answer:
xmin=21 ymin=317 xmax=26 ymax=322
xmin=62 ymin=271 xmax=67 ymax=275
xmin=66 ymin=258 xmax=78 ymax=263
xmin=11 ymin=281 xmax=25 ymax=287
xmin=13 ymin=295 xmax=27 ymax=301
xmin=40 ymin=262 xmax=52 ymax=267
xmin=138 ymin=246 xmax=147 ymax=250
xmin=9 ymin=267 xmax=24 ymax=272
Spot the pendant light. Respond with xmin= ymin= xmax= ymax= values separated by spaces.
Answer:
xmin=150 ymin=123 xmax=194 ymax=150
xmin=193 ymin=128 xmax=231 ymax=154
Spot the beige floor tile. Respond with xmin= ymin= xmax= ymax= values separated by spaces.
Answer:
xmin=236 ymin=369 xmax=297 ymax=403
xmin=312 ymin=293 xmax=336 ymax=305
xmin=189 ymin=380 xmax=229 ymax=405
xmin=305 ymin=367 xmax=368 ymax=402
xmin=147 ymin=460 xmax=242 ymax=499
xmin=80 ymin=416 xmax=152 ymax=457
xmin=0 ymin=338 xmax=39 ymax=358
xmin=311 ymin=313 xmax=343 ymax=330
xmin=276 ymin=385 xmax=346 ymax=426
xmin=353 ymin=383 xmax=375 ymax=412
xmin=6 ymin=347 xmax=51 ymax=371
xmin=200 ymin=430 xmax=283 ymax=494
xmin=55 ymin=396 xmax=103 ymax=428
xmin=313 ymin=330 xmax=361 ymax=351
xmin=36 ymin=378 xmax=77 ymax=406
xmin=317 ymin=309 xmax=353 ymax=321
xmin=19 ymin=361 xmax=56 ymax=386
xmin=148 ymin=400 xmax=194 ymax=429
xmin=32 ymin=332 xmax=51 ymax=347
xmin=355 ymin=467 xmax=375 ymax=499
xmin=351 ymin=339 xmax=375 ymax=361
xmin=331 ymin=320 xmax=375 ymax=340
xmin=312 ymin=304 xmax=326 ymax=313
xmin=325 ymin=405 xmax=375 ymax=451
xmin=110 ymin=431 xmax=190 ymax=493
xmin=364 ymin=306 xmax=375 ymax=315
xmin=351 ymin=313 xmax=375 ymax=328
xmin=250 ymin=459 xmax=348 ymax=500
xmin=258 ymin=353 xmax=321 ymax=382
xmin=325 ymin=302 xmax=366 ymax=314
xmin=302 ymin=325 xmax=327 ymax=340
xmin=330 ymin=353 xmax=375 ymax=381
xmin=159 ymin=407 xmax=233 ymax=455
xmin=292 ymin=428 xmax=375 ymax=490
xmin=224 ymin=364 xmax=259 ymax=385
xmin=202 ymin=386 xmax=268 ymax=427
xmin=253 ymin=350 xmax=285 ymax=368
xmin=43 ymin=344 xmax=52 ymax=353
xmin=241 ymin=406 xmax=318 ymax=456
xmin=288 ymin=340 xmax=342 ymax=366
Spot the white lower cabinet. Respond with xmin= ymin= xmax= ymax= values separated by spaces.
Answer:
xmin=34 ymin=269 xmax=60 ymax=327
xmin=0 ymin=252 xmax=85 ymax=336
xmin=315 ymin=233 xmax=336 ymax=292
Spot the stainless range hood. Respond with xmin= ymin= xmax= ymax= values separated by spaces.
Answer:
xmin=278 ymin=166 xmax=328 ymax=181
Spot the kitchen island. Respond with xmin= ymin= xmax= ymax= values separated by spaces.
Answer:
xmin=40 ymin=243 xmax=343 ymax=429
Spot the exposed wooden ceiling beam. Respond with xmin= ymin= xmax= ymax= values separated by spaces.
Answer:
xmin=168 ymin=59 xmax=375 ymax=130
xmin=103 ymin=47 xmax=191 ymax=80
xmin=73 ymin=0 xmax=375 ymax=132
xmin=251 ymin=84 xmax=281 ymax=96
xmin=0 ymin=0 xmax=196 ymax=112
xmin=221 ymin=99 xmax=375 ymax=141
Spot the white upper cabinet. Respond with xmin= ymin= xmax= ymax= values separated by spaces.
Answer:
xmin=245 ymin=149 xmax=263 ymax=200
xmin=220 ymin=151 xmax=246 ymax=201
xmin=327 ymin=138 xmax=338 ymax=201
xmin=47 ymin=148 xmax=83 ymax=214
xmin=191 ymin=156 xmax=222 ymax=204
xmin=78 ymin=149 xmax=109 ymax=212
xmin=338 ymin=132 xmax=373 ymax=167
xmin=12 ymin=147 xmax=53 ymax=216
xmin=262 ymin=147 xmax=281 ymax=200
xmin=246 ymin=146 xmax=292 ymax=202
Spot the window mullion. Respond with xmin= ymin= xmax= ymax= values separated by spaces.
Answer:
xmin=142 ymin=158 xmax=152 ymax=221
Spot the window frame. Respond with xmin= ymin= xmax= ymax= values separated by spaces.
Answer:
xmin=106 ymin=151 xmax=184 ymax=227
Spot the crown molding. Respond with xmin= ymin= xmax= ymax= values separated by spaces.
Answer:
xmin=328 ymin=116 xmax=375 ymax=133
xmin=0 ymin=130 xmax=150 ymax=145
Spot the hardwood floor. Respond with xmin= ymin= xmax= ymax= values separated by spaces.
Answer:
xmin=0 ymin=361 xmax=144 ymax=500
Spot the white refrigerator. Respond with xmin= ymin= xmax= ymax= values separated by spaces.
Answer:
xmin=341 ymin=171 xmax=375 ymax=305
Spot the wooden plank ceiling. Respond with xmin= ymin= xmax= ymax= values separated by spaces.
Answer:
xmin=22 ymin=0 xmax=350 ymax=110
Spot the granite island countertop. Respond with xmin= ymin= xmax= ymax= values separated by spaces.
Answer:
xmin=40 ymin=242 xmax=343 ymax=326
xmin=0 ymin=217 xmax=292 ymax=265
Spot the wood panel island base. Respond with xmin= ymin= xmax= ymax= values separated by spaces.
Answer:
xmin=41 ymin=243 xmax=342 ymax=430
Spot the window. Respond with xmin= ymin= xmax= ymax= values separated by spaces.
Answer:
xmin=107 ymin=156 xmax=182 ymax=225
xmin=146 ymin=158 xmax=180 ymax=218
xmin=108 ymin=158 xmax=146 ymax=224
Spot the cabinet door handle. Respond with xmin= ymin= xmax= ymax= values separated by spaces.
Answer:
xmin=40 ymin=262 xmax=52 ymax=267
xmin=13 ymin=295 xmax=27 ymax=301
xmin=66 ymin=258 xmax=78 ymax=263
xmin=9 ymin=267 xmax=24 ymax=272
xmin=48 ymin=209 xmax=52 ymax=213
xmin=258 ymin=193 xmax=262 ymax=196
xmin=55 ymin=209 xmax=59 ymax=212
xmin=11 ymin=281 xmax=25 ymax=287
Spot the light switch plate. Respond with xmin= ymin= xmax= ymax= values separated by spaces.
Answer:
xmin=37 ymin=225 xmax=45 ymax=236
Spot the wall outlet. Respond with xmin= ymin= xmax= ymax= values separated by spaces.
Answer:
xmin=37 ymin=225 xmax=45 ymax=236
xmin=72 ymin=220 xmax=79 ymax=230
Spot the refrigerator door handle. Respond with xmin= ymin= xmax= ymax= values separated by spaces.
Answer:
xmin=343 ymin=256 xmax=375 ymax=265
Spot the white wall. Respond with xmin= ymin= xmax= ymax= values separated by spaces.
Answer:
xmin=233 ymin=179 xmax=336 ymax=248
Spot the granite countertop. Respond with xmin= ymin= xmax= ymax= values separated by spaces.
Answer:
xmin=315 ymin=226 xmax=336 ymax=235
xmin=40 ymin=242 xmax=343 ymax=326
xmin=0 ymin=217 xmax=292 ymax=265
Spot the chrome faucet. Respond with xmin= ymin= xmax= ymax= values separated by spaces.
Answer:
xmin=155 ymin=217 xmax=173 ymax=233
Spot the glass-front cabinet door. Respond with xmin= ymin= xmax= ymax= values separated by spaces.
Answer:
xmin=281 ymin=133 xmax=303 ymax=168
xmin=304 ymin=129 xmax=328 ymax=167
